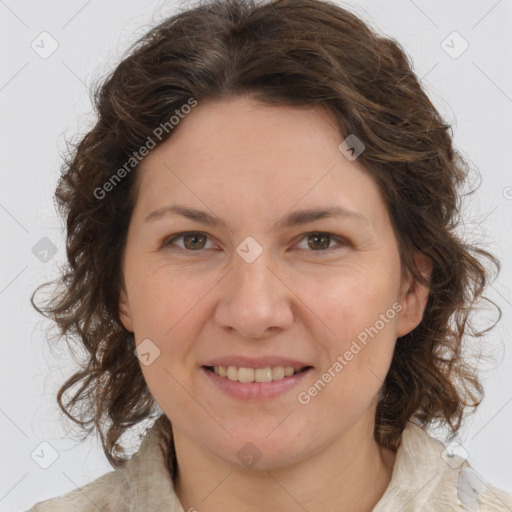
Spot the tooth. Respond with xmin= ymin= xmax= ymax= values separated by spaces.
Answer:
xmin=255 ymin=367 xmax=272 ymax=383
xmin=238 ymin=367 xmax=255 ymax=383
xmin=215 ymin=365 xmax=304 ymax=381
xmin=227 ymin=366 xmax=238 ymax=381
xmin=284 ymin=366 xmax=294 ymax=377
xmin=271 ymin=366 xmax=285 ymax=380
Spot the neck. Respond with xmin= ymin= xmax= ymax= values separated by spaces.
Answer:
xmin=172 ymin=418 xmax=396 ymax=512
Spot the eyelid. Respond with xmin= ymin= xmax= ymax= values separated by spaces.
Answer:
xmin=162 ymin=230 xmax=349 ymax=253
xmin=162 ymin=231 xmax=218 ymax=251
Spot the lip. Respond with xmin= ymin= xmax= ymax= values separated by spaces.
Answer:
xmin=201 ymin=365 xmax=313 ymax=400
xmin=202 ymin=356 xmax=311 ymax=369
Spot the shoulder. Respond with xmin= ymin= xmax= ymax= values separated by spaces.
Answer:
xmin=26 ymin=469 xmax=127 ymax=512
xmin=26 ymin=416 xmax=184 ymax=512
xmin=374 ymin=421 xmax=512 ymax=511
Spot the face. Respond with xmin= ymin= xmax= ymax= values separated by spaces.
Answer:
xmin=119 ymin=96 xmax=431 ymax=470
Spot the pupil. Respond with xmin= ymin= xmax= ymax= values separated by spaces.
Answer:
xmin=185 ymin=233 xmax=205 ymax=250
xmin=309 ymin=233 xmax=329 ymax=250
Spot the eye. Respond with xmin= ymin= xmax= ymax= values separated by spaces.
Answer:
xmin=295 ymin=232 xmax=348 ymax=253
xmin=162 ymin=232 xmax=216 ymax=252
xmin=162 ymin=231 xmax=347 ymax=254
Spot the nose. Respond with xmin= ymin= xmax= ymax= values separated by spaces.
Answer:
xmin=213 ymin=247 xmax=294 ymax=339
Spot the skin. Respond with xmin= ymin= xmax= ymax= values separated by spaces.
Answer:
xmin=119 ymin=96 xmax=432 ymax=512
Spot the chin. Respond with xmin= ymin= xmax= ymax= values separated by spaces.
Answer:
xmin=215 ymin=428 xmax=313 ymax=470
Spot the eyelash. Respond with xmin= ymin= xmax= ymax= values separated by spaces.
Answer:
xmin=161 ymin=231 xmax=349 ymax=255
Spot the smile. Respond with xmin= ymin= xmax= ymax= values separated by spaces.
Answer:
xmin=206 ymin=365 xmax=309 ymax=383
xmin=202 ymin=365 xmax=313 ymax=400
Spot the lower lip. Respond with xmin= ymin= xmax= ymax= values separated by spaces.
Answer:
xmin=201 ymin=366 xmax=313 ymax=400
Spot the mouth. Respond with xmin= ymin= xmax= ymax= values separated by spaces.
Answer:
xmin=203 ymin=365 xmax=312 ymax=383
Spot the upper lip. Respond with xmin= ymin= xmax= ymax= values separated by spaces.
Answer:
xmin=202 ymin=356 xmax=312 ymax=369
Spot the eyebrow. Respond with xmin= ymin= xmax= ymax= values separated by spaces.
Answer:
xmin=144 ymin=204 xmax=369 ymax=230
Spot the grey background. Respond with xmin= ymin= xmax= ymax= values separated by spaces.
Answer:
xmin=1 ymin=0 xmax=511 ymax=510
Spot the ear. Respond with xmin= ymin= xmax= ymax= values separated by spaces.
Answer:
xmin=118 ymin=285 xmax=134 ymax=333
xmin=395 ymin=252 xmax=432 ymax=339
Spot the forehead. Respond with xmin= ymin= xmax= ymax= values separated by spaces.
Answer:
xmin=137 ymin=96 xmax=344 ymax=179
xmin=132 ymin=97 xmax=386 ymax=232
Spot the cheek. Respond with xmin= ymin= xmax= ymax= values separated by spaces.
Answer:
xmin=299 ymin=265 xmax=399 ymax=399
xmin=126 ymin=267 xmax=207 ymax=398
xmin=302 ymin=265 xmax=397 ymax=340
xmin=129 ymin=267 xmax=205 ymax=415
xmin=129 ymin=263 xmax=211 ymax=337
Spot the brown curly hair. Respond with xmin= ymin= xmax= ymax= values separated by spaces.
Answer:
xmin=31 ymin=0 xmax=501 ymax=469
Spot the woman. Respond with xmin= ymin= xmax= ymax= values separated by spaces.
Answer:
xmin=29 ymin=0 xmax=512 ymax=510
